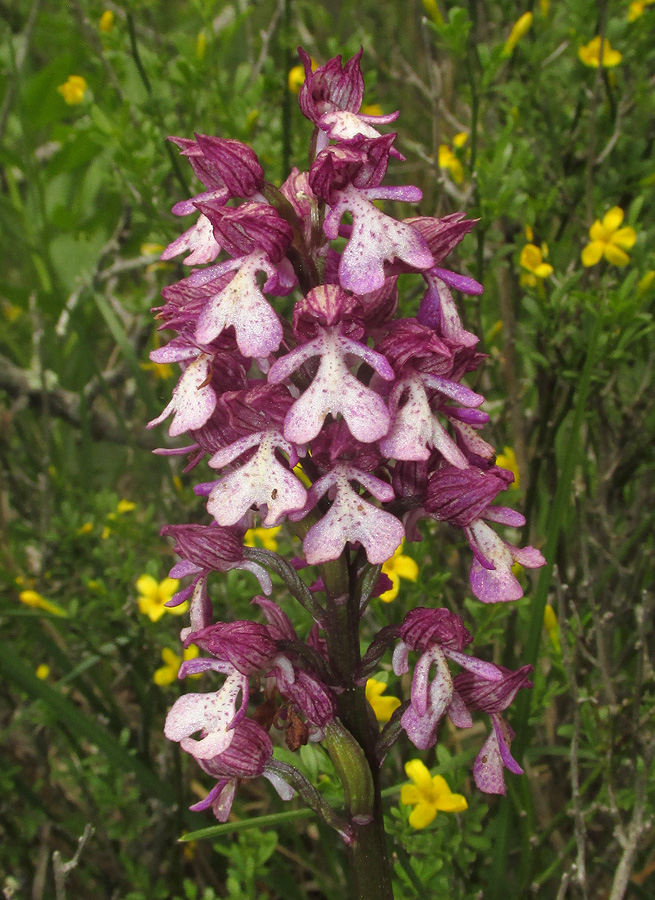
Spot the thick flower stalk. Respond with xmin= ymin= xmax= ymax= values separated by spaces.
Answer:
xmin=148 ymin=48 xmax=545 ymax=900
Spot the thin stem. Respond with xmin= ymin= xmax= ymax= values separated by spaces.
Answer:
xmin=321 ymin=553 xmax=395 ymax=900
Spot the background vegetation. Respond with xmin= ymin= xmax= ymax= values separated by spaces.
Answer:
xmin=1 ymin=1 xmax=654 ymax=898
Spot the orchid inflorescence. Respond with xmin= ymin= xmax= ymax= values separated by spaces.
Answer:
xmin=148 ymin=47 xmax=545 ymax=838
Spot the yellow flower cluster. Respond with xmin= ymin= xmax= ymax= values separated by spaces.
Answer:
xmin=57 ymin=75 xmax=88 ymax=105
xmin=438 ymin=133 xmax=468 ymax=185
xmin=578 ymin=36 xmax=622 ymax=68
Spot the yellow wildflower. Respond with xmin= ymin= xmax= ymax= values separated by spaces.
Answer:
xmin=578 ymin=36 xmax=622 ymax=68
xmin=136 ymin=575 xmax=185 ymax=622
xmin=421 ymin=0 xmax=444 ymax=24
xmin=19 ymin=590 xmax=67 ymax=618
xmin=361 ymin=103 xmax=383 ymax=117
xmin=77 ymin=522 xmax=93 ymax=535
xmin=196 ymin=31 xmax=207 ymax=61
xmin=101 ymin=526 xmax=111 ymax=540
xmin=452 ymin=132 xmax=468 ymax=149
xmin=495 ymin=446 xmax=520 ymax=490
xmin=379 ymin=541 xmax=418 ymax=603
xmin=544 ymin=604 xmax=561 ymax=652
xmin=117 ymin=499 xmax=136 ymax=514
xmin=519 ymin=244 xmax=553 ymax=287
xmin=288 ymin=57 xmax=317 ymax=94
xmin=520 ymin=243 xmax=553 ymax=287
xmin=502 ymin=12 xmax=533 ymax=58
xmin=401 ymin=759 xmax=468 ymax=829
xmin=627 ymin=0 xmax=655 ymax=21
xmin=99 ymin=10 xmax=114 ymax=32
xmin=153 ymin=645 xmax=200 ymax=686
xmin=36 ymin=664 xmax=50 ymax=680
xmin=366 ymin=678 xmax=401 ymax=723
xmin=57 ymin=75 xmax=88 ymax=105
xmin=637 ymin=270 xmax=655 ymax=296
xmin=581 ymin=207 xmax=637 ymax=267
xmin=438 ymin=144 xmax=464 ymax=184
xmin=244 ymin=526 xmax=282 ymax=552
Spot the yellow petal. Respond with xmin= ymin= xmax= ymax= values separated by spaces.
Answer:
xmin=361 ymin=103 xmax=384 ymax=117
xmin=288 ymin=65 xmax=305 ymax=93
xmin=502 ymin=12 xmax=533 ymax=57
xmin=136 ymin=574 xmax=159 ymax=599
xmin=161 ymin=648 xmax=181 ymax=666
xmin=603 ymin=244 xmax=630 ymax=266
xmin=366 ymin=679 xmax=386 ymax=699
xmin=602 ymin=45 xmax=622 ymax=67
xmin=435 ymin=792 xmax=468 ymax=812
xmin=534 ymin=262 xmax=554 ymax=279
xmin=400 ymin=784 xmax=423 ymax=805
xmin=408 ymin=801 xmax=437 ymax=829
xmin=581 ymin=241 xmax=604 ymax=267
xmin=153 ymin=665 xmax=177 ymax=686
xmin=438 ymin=145 xmax=453 ymax=168
xmin=36 ymin=664 xmax=50 ymax=680
xmin=99 ymin=10 xmax=114 ymax=32
xmin=637 ymin=270 xmax=655 ymax=295
xmin=453 ymin=132 xmax=468 ymax=148
xmin=520 ymin=244 xmax=543 ymax=272
xmin=167 ymin=600 xmax=189 ymax=617
xmin=159 ymin=577 xmax=180 ymax=602
xmin=543 ymin=603 xmax=558 ymax=632
xmin=370 ymin=695 xmax=401 ymax=723
xmin=430 ymin=775 xmax=468 ymax=811
xmin=588 ymin=219 xmax=606 ymax=241
xmin=379 ymin=571 xmax=400 ymax=603
xmin=392 ymin=555 xmax=419 ymax=581
xmin=611 ymin=227 xmax=637 ymax=250
xmin=603 ymin=207 xmax=624 ymax=231
xmin=405 ymin=759 xmax=433 ymax=792
xmin=449 ymin=157 xmax=464 ymax=184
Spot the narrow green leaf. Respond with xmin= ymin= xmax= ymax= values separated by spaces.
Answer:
xmin=180 ymin=807 xmax=315 ymax=841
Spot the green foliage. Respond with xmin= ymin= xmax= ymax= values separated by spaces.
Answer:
xmin=1 ymin=1 xmax=654 ymax=898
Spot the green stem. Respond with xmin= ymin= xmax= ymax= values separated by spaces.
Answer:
xmin=321 ymin=554 xmax=395 ymax=900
